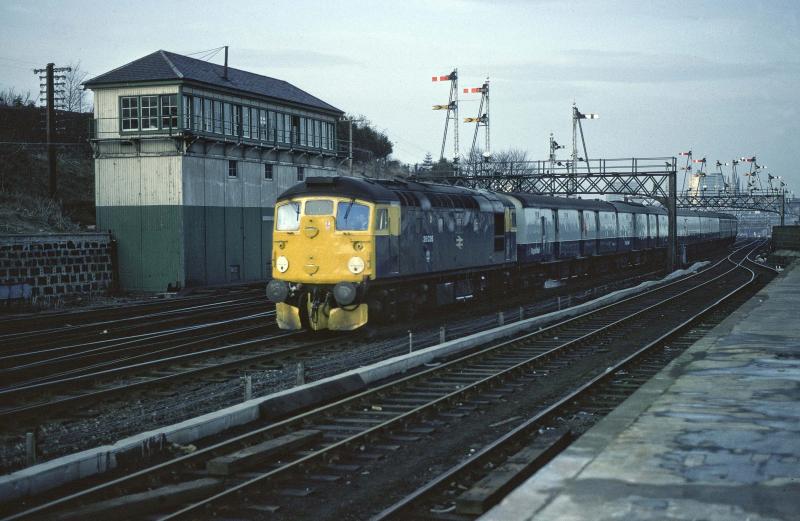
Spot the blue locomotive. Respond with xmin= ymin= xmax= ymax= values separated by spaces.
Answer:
xmin=267 ymin=177 xmax=736 ymax=331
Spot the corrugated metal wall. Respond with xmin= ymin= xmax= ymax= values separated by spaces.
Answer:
xmin=181 ymin=157 xmax=335 ymax=287
xmin=94 ymin=86 xmax=179 ymax=137
xmin=95 ymin=155 xmax=185 ymax=291
xmin=93 ymin=83 xmax=338 ymax=292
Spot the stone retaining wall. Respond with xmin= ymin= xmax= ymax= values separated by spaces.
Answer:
xmin=0 ymin=233 xmax=114 ymax=307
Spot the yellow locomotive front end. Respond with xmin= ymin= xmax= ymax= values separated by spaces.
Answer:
xmin=267 ymin=195 xmax=375 ymax=331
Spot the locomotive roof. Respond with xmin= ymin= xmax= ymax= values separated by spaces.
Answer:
xmin=279 ymin=176 xmax=400 ymax=203
xmin=278 ymin=177 xmax=508 ymax=209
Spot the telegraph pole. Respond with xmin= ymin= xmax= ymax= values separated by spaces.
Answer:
xmin=34 ymin=63 xmax=70 ymax=199
xmin=46 ymin=63 xmax=56 ymax=198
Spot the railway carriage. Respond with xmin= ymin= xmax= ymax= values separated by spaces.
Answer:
xmin=267 ymin=177 xmax=737 ymax=331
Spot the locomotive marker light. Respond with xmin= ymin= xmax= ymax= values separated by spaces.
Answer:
xmin=348 ymin=256 xmax=366 ymax=274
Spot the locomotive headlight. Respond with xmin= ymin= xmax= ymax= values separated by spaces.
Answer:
xmin=276 ymin=256 xmax=289 ymax=273
xmin=348 ymin=256 xmax=365 ymax=274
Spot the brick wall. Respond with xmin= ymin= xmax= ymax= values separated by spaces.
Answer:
xmin=0 ymin=233 xmax=114 ymax=308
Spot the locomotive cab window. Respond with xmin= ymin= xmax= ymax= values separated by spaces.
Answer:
xmin=376 ymin=208 xmax=389 ymax=231
xmin=276 ymin=202 xmax=301 ymax=231
xmin=305 ymin=199 xmax=333 ymax=215
xmin=336 ymin=201 xmax=370 ymax=231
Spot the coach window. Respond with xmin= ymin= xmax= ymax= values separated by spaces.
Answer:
xmin=337 ymin=201 xmax=370 ymax=231
xmin=276 ymin=202 xmax=301 ymax=231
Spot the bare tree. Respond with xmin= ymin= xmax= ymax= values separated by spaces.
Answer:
xmin=0 ymin=88 xmax=35 ymax=107
xmin=63 ymin=62 xmax=91 ymax=113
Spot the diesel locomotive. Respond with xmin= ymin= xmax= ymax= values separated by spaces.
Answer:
xmin=266 ymin=177 xmax=737 ymax=331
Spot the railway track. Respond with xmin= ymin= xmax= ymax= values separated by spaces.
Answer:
xmin=0 ymin=295 xmax=269 ymax=357
xmin=0 ymin=255 xmax=689 ymax=474
xmin=0 ymin=253 xmax=682 ymax=427
xmin=1 ymin=241 xmax=774 ymax=520
xmin=0 ymin=285 xmax=265 ymax=337
xmin=375 ymin=242 xmax=778 ymax=520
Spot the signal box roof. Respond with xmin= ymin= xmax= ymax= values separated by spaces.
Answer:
xmin=84 ymin=50 xmax=342 ymax=114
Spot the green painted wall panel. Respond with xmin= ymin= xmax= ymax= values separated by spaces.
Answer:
xmin=204 ymin=206 xmax=226 ymax=285
xmin=182 ymin=206 xmax=207 ymax=286
xmin=243 ymin=207 xmax=262 ymax=282
xmin=261 ymin=209 xmax=274 ymax=279
xmin=97 ymin=205 xmax=183 ymax=292
xmin=97 ymin=205 xmax=142 ymax=290
xmin=224 ymin=206 xmax=244 ymax=282
xmin=100 ymin=204 xmax=275 ymax=291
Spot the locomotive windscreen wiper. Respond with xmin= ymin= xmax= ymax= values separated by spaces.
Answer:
xmin=343 ymin=198 xmax=355 ymax=220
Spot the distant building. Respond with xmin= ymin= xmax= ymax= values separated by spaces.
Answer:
xmin=85 ymin=50 xmax=344 ymax=291
xmin=688 ymin=172 xmax=726 ymax=195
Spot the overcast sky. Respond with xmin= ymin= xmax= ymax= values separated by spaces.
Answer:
xmin=2 ymin=0 xmax=797 ymax=193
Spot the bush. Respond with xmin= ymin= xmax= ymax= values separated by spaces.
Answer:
xmin=0 ymin=190 xmax=79 ymax=234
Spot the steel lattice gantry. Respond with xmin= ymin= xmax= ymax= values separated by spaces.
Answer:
xmin=677 ymin=189 xmax=794 ymax=225
xmin=421 ymin=157 xmax=681 ymax=270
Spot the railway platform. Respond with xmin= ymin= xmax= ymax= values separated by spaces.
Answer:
xmin=481 ymin=261 xmax=800 ymax=521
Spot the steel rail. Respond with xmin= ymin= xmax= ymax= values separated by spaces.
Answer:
xmin=1 ymin=319 xmax=277 ymax=388
xmin=161 ymin=243 xmax=759 ymax=519
xmin=0 ymin=313 xmax=278 ymax=396
xmin=0 ymin=330 xmax=315 ymax=421
xmin=371 ymin=243 xmax=764 ymax=520
xmin=0 ymin=294 xmax=265 ymax=342
xmin=0 ymin=311 xmax=276 ymax=381
xmin=2 ymin=242 xmax=754 ymax=520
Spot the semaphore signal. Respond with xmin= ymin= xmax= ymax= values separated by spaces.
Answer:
xmin=431 ymin=69 xmax=459 ymax=165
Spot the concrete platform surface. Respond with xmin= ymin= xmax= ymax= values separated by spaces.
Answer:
xmin=482 ymin=262 xmax=800 ymax=521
